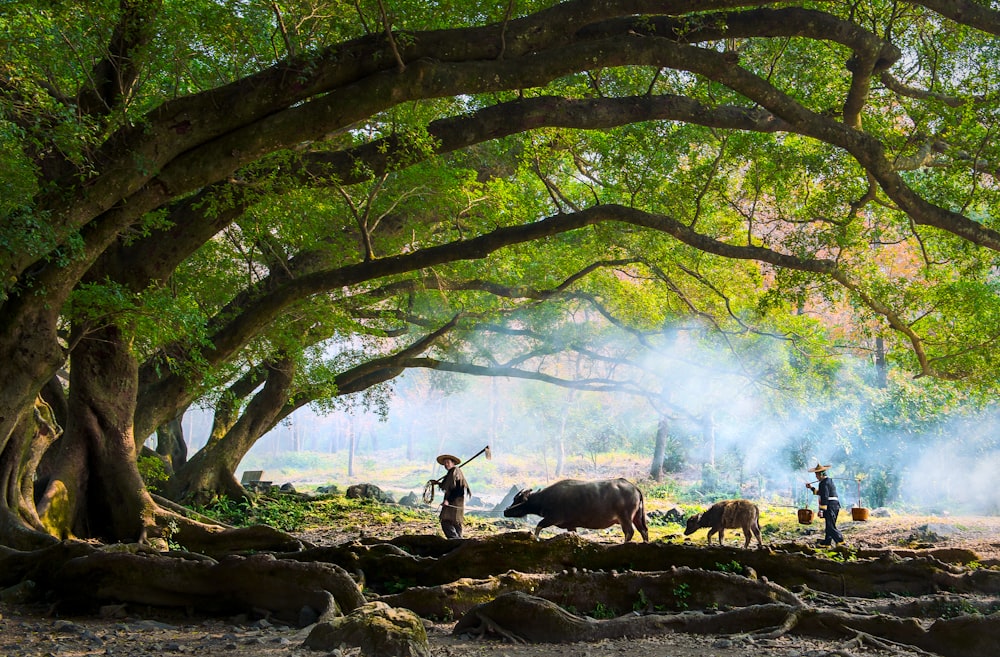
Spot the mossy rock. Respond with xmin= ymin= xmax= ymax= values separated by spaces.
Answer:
xmin=303 ymin=601 xmax=429 ymax=657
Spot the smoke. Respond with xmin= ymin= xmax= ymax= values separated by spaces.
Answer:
xmin=188 ymin=314 xmax=1000 ymax=516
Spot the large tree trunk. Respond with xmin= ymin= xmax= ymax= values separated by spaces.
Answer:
xmin=36 ymin=324 xmax=155 ymax=543
xmin=0 ymin=397 xmax=63 ymax=550
xmin=168 ymin=357 xmax=295 ymax=505
xmin=0 ymin=302 xmax=71 ymax=548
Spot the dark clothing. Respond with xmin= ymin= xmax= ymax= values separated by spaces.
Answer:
xmin=816 ymin=476 xmax=838 ymax=508
xmin=439 ymin=466 xmax=470 ymax=539
xmin=813 ymin=476 xmax=843 ymax=545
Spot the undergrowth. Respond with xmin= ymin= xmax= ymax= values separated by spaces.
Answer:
xmin=194 ymin=492 xmax=430 ymax=533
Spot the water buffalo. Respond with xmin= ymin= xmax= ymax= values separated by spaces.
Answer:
xmin=683 ymin=499 xmax=762 ymax=549
xmin=503 ymin=478 xmax=649 ymax=542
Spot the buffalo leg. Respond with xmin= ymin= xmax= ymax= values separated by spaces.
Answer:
xmin=533 ymin=519 xmax=558 ymax=540
xmin=634 ymin=511 xmax=649 ymax=542
xmin=620 ymin=517 xmax=635 ymax=543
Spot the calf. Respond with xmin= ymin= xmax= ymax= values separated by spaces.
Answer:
xmin=503 ymin=478 xmax=649 ymax=543
xmin=684 ymin=499 xmax=762 ymax=549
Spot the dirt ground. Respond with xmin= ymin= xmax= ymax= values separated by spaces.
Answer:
xmin=2 ymin=511 xmax=998 ymax=657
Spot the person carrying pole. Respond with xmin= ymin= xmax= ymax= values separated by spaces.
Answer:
xmin=435 ymin=453 xmax=470 ymax=539
xmin=424 ymin=446 xmax=490 ymax=538
xmin=806 ymin=462 xmax=844 ymax=547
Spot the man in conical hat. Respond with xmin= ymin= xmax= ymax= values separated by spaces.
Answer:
xmin=436 ymin=454 xmax=470 ymax=539
xmin=806 ymin=462 xmax=844 ymax=547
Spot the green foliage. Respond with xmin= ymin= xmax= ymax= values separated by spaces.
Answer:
xmin=713 ymin=560 xmax=746 ymax=575
xmin=643 ymin=479 xmax=681 ymax=500
xmin=866 ymin=470 xmax=900 ymax=508
xmin=696 ymin=463 xmax=740 ymax=500
xmin=588 ymin=601 xmax=617 ymax=620
xmin=195 ymin=493 xmax=310 ymax=532
xmin=671 ymin=582 xmax=691 ymax=610
xmin=934 ymin=599 xmax=984 ymax=619
xmin=10 ymin=0 xmax=1000 ymax=551
xmin=829 ymin=548 xmax=858 ymax=563
xmin=659 ymin=435 xmax=688 ymax=474
xmin=382 ymin=576 xmax=418 ymax=595
xmin=632 ymin=588 xmax=669 ymax=613
xmin=162 ymin=519 xmax=185 ymax=552
xmin=632 ymin=589 xmax=649 ymax=612
xmin=137 ymin=455 xmax=170 ymax=495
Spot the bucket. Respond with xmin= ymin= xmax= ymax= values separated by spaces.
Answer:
xmin=851 ymin=507 xmax=870 ymax=522
xmin=797 ymin=508 xmax=814 ymax=524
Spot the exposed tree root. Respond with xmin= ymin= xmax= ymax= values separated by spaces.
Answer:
xmin=382 ymin=565 xmax=800 ymax=619
xmin=2 ymin=542 xmax=365 ymax=626
xmin=452 ymin=588 xmax=1000 ymax=657
xmin=4 ymin=531 xmax=1000 ymax=657
xmin=151 ymin=501 xmax=307 ymax=557
xmin=843 ymin=628 xmax=938 ymax=656
xmin=301 ymin=532 xmax=1000 ymax=600
xmin=464 ymin=611 xmax=528 ymax=643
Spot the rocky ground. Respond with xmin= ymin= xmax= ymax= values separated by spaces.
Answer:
xmin=2 ymin=511 xmax=998 ymax=657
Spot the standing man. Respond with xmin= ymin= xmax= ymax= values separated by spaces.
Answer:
xmin=806 ymin=462 xmax=844 ymax=547
xmin=437 ymin=453 xmax=470 ymax=539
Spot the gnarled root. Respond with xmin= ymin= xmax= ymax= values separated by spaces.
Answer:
xmin=43 ymin=548 xmax=365 ymax=625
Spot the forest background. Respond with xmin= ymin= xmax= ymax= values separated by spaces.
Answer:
xmin=5 ymin=0 xmax=1000 ymax=559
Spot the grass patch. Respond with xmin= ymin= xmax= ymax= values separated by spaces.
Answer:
xmin=194 ymin=491 xmax=432 ymax=533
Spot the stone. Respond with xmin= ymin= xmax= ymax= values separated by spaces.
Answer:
xmin=345 ymin=483 xmax=395 ymax=503
xmin=398 ymin=491 xmax=420 ymax=506
xmin=303 ymin=601 xmax=429 ymax=657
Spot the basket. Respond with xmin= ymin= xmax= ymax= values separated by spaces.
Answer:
xmin=851 ymin=506 xmax=870 ymax=522
xmin=797 ymin=508 xmax=815 ymax=524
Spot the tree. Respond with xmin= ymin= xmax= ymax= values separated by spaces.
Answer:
xmin=4 ymin=0 xmax=1000 ymax=617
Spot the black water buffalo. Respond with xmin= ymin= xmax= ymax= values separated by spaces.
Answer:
xmin=503 ymin=478 xmax=649 ymax=542
xmin=683 ymin=499 xmax=762 ymax=548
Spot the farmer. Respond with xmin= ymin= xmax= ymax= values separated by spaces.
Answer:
xmin=806 ymin=462 xmax=844 ymax=547
xmin=436 ymin=453 xmax=471 ymax=539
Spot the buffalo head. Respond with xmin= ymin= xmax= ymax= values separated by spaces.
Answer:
xmin=502 ymin=488 xmax=533 ymax=517
xmin=683 ymin=513 xmax=703 ymax=536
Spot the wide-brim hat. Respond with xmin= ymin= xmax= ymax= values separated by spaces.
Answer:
xmin=808 ymin=462 xmax=831 ymax=473
xmin=436 ymin=454 xmax=461 ymax=466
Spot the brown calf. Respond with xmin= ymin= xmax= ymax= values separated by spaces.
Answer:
xmin=683 ymin=499 xmax=763 ymax=549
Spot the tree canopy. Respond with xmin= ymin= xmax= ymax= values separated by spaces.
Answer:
xmin=3 ymin=0 xmax=1000 ymax=555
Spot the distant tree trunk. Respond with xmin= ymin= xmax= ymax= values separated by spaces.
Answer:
xmin=555 ymin=390 xmax=575 ymax=477
xmin=650 ymin=416 xmax=669 ymax=481
xmin=875 ymin=336 xmax=888 ymax=388
xmin=704 ymin=414 xmax=716 ymax=467
xmin=37 ymin=324 xmax=155 ymax=543
xmin=155 ymin=410 xmax=188 ymax=470
xmin=331 ymin=416 xmax=346 ymax=453
xmin=347 ymin=421 xmax=356 ymax=477
xmin=168 ymin=357 xmax=294 ymax=505
xmin=292 ymin=417 xmax=302 ymax=452
xmin=489 ymin=377 xmax=499 ymax=451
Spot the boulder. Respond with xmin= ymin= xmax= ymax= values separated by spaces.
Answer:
xmin=303 ymin=601 xmax=429 ymax=657
xmin=346 ymin=483 xmax=395 ymax=503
